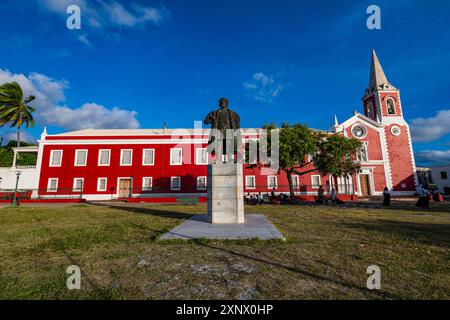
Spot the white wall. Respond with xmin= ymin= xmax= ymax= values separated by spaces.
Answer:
xmin=430 ymin=166 xmax=450 ymax=193
xmin=0 ymin=168 xmax=38 ymax=190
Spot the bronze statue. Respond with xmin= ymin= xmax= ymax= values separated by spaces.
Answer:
xmin=204 ymin=97 xmax=240 ymax=133
xmin=204 ymin=98 xmax=241 ymax=159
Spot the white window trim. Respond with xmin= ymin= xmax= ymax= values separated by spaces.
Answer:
xmin=142 ymin=177 xmax=153 ymax=191
xmin=73 ymin=178 xmax=84 ymax=192
xmin=120 ymin=149 xmax=133 ymax=166
xmin=97 ymin=177 xmax=107 ymax=192
xmin=142 ymin=149 xmax=155 ymax=166
xmin=47 ymin=178 xmax=58 ymax=192
xmin=390 ymin=126 xmax=401 ymax=136
xmin=358 ymin=142 xmax=369 ymax=162
xmin=246 ymin=175 xmax=256 ymax=190
xmin=171 ymin=176 xmax=181 ymax=190
xmin=292 ymin=175 xmax=300 ymax=189
xmin=351 ymin=123 xmax=368 ymax=139
xmin=170 ymin=148 xmax=183 ymax=166
xmin=74 ymin=149 xmax=88 ymax=167
xmin=311 ymin=175 xmax=321 ymax=189
xmin=196 ymin=148 xmax=208 ymax=165
xmin=267 ymin=175 xmax=278 ymax=189
xmin=386 ymin=97 xmax=396 ymax=115
xmin=49 ymin=150 xmax=63 ymax=167
xmin=98 ymin=149 xmax=111 ymax=166
xmin=197 ymin=176 xmax=207 ymax=190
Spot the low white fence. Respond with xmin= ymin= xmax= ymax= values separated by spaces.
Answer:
xmin=0 ymin=167 xmax=38 ymax=190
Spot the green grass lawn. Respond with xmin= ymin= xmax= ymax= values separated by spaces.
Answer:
xmin=0 ymin=202 xmax=449 ymax=300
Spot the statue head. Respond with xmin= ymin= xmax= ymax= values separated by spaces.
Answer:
xmin=219 ymin=98 xmax=229 ymax=109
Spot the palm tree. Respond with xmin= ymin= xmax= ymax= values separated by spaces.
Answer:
xmin=0 ymin=82 xmax=36 ymax=148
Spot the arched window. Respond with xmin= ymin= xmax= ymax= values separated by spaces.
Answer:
xmin=366 ymin=102 xmax=374 ymax=119
xmin=387 ymin=98 xmax=396 ymax=115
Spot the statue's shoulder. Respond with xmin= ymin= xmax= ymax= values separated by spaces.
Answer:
xmin=229 ymin=108 xmax=240 ymax=118
xmin=205 ymin=109 xmax=217 ymax=118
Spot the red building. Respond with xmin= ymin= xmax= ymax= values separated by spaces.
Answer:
xmin=26 ymin=51 xmax=416 ymax=201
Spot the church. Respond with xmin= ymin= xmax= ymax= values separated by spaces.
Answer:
xmin=1 ymin=51 xmax=417 ymax=202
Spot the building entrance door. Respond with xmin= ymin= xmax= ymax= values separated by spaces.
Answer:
xmin=119 ymin=179 xmax=132 ymax=197
xmin=359 ymin=174 xmax=371 ymax=196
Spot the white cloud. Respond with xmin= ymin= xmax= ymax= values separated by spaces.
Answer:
xmin=415 ymin=150 xmax=450 ymax=167
xmin=410 ymin=110 xmax=450 ymax=143
xmin=244 ymin=72 xmax=284 ymax=103
xmin=49 ymin=103 xmax=139 ymax=130
xmin=0 ymin=69 xmax=140 ymax=133
xmin=39 ymin=0 xmax=168 ymax=29
xmin=78 ymin=34 xmax=92 ymax=47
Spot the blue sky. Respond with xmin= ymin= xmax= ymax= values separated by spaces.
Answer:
xmin=0 ymin=0 xmax=449 ymax=166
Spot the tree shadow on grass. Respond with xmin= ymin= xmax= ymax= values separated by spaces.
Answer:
xmin=187 ymin=240 xmax=401 ymax=300
xmin=342 ymin=219 xmax=450 ymax=249
xmin=87 ymin=202 xmax=194 ymax=221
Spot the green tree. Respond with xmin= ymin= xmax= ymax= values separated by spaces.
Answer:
xmin=0 ymin=82 xmax=36 ymax=148
xmin=263 ymin=123 xmax=362 ymax=203
xmin=315 ymin=134 xmax=362 ymax=181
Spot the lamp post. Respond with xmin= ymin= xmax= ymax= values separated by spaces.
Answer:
xmin=12 ymin=171 xmax=21 ymax=208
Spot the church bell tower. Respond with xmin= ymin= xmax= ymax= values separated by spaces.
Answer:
xmin=362 ymin=50 xmax=417 ymax=193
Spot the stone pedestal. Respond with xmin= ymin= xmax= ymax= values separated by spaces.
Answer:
xmin=207 ymin=163 xmax=245 ymax=224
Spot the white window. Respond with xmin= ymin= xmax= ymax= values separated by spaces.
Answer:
xmin=307 ymin=153 xmax=313 ymax=163
xmin=142 ymin=149 xmax=155 ymax=166
xmin=120 ymin=149 xmax=133 ymax=166
xmin=357 ymin=142 xmax=368 ymax=162
xmin=73 ymin=178 xmax=84 ymax=192
xmin=98 ymin=150 xmax=110 ymax=166
xmin=171 ymin=176 xmax=181 ymax=190
xmin=49 ymin=150 xmax=62 ymax=167
xmin=351 ymin=124 xmax=367 ymax=139
xmin=268 ymin=176 xmax=277 ymax=189
xmin=142 ymin=177 xmax=153 ymax=191
xmin=196 ymin=148 xmax=208 ymax=165
xmin=47 ymin=178 xmax=58 ymax=192
xmin=292 ymin=175 xmax=300 ymax=189
xmin=246 ymin=176 xmax=256 ymax=189
xmin=97 ymin=178 xmax=107 ymax=192
xmin=74 ymin=149 xmax=87 ymax=166
xmin=197 ymin=176 xmax=207 ymax=190
xmin=170 ymin=148 xmax=183 ymax=165
xmin=311 ymin=175 xmax=321 ymax=188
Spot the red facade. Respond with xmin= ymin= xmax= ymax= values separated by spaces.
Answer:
xmin=36 ymin=132 xmax=340 ymax=200
xmin=32 ymin=51 xmax=417 ymax=200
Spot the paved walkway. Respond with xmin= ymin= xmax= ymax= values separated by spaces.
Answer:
xmin=160 ymin=214 xmax=284 ymax=240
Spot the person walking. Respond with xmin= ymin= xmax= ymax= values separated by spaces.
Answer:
xmin=382 ymin=187 xmax=391 ymax=207
xmin=317 ymin=185 xmax=325 ymax=204
xmin=257 ymin=192 xmax=263 ymax=205
xmin=432 ymin=188 xmax=441 ymax=202
xmin=415 ymin=185 xmax=430 ymax=209
xmin=331 ymin=188 xmax=337 ymax=204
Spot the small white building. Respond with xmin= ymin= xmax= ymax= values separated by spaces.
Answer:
xmin=0 ymin=146 xmax=39 ymax=191
xmin=430 ymin=165 xmax=450 ymax=194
